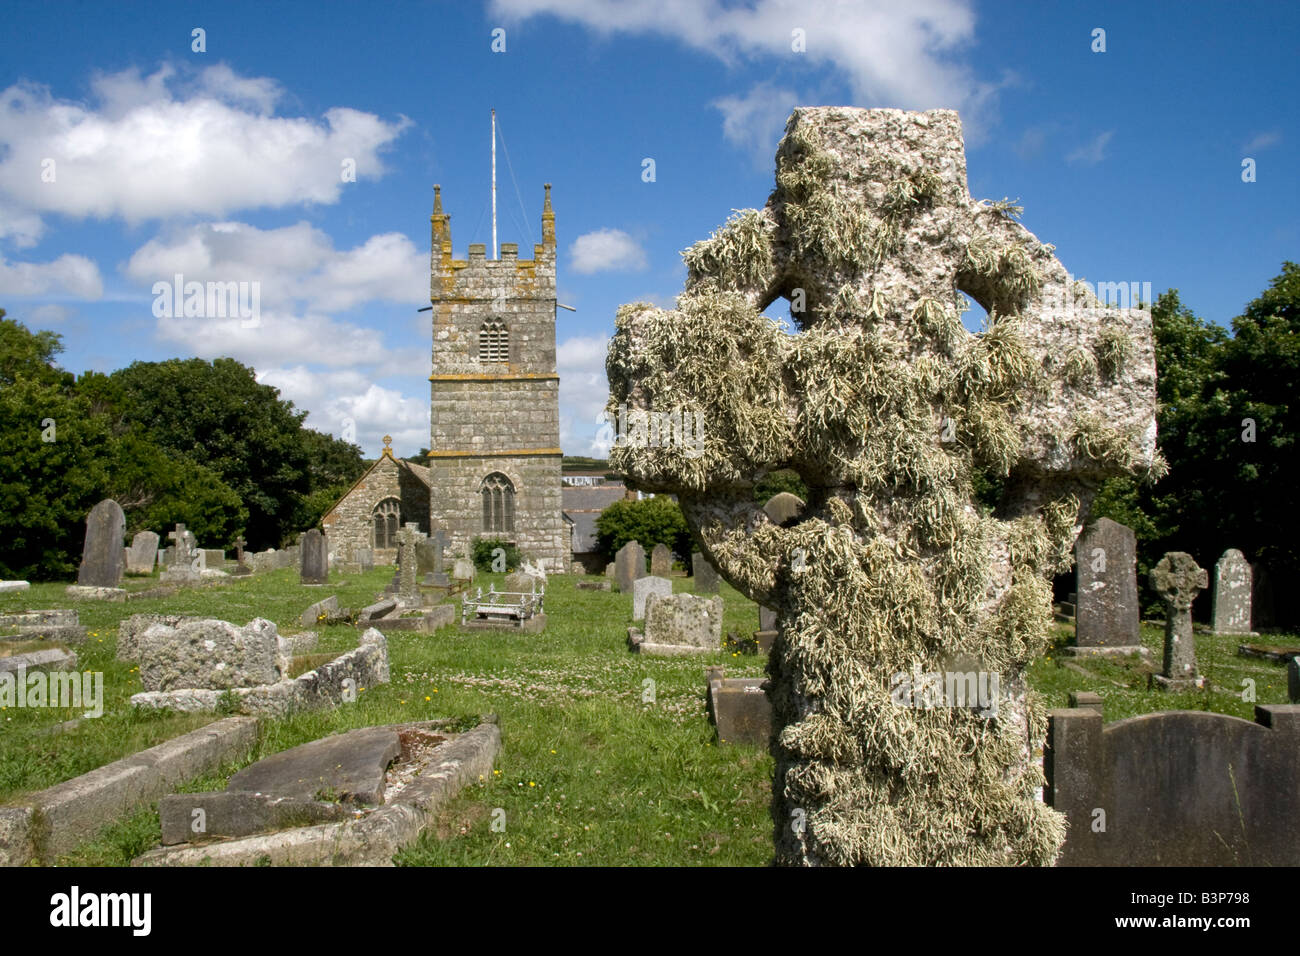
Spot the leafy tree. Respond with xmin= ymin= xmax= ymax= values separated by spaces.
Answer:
xmin=100 ymin=358 xmax=314 ymax=548
xmin=754 ymin=468 xmax=808 ymax=505
xmin=0 ymin=311 xmax=71 ymax=388
xmin=595 ymin=494 xmax=692 ymax=560
xmin=0 ymin=378 xmax=112 ymax=579
xmin=472 ymin=536 xmax=521 ymax=571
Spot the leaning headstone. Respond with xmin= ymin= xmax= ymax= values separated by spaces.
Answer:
xmin=301 ymin=595 xmax=340 ymax=628
xmin=632 ymin=575 xmax=673 ymax=620
xmin=1211 ymin=548 xmax=1253 ymax=635
xmin=607 ymin=107 xmax=1161 ymax=865
xmin=692 ymin=552 xmax=720 ymax=594
xmin=614 ymin=540 xmax=646 ymax=593
xmin=300 ymin=529 xmax=328 ymax=586
xmin=650 ymin=543 xmax=673 ymax=577
xmin=137 ymin=617 xmax=289 ymax=691
xmin=1149 ymin=552 xmax=1207 ymax=691
xmin=126 ymin=531 xmax=160 ymax=575
xmin=1073 ymin=517 xmax=1142 ymax=653
xmin=76 ymin=499 xmax=127 ymax=587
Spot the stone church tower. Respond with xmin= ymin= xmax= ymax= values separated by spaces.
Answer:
xmin=426 ymin=183 xmax=568 ymax=571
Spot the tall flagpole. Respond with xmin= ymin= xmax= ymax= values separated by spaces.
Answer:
xmin=491 ymin=109 xmax=497 ymax=260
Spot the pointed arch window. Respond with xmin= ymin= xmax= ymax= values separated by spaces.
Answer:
xmin=481 ymin=473 xmax=515 ymax=533
xmin=373 ymin=498 xmax=401 ymax=549
xmin=479 ymin=320 xmax=509 ymax=363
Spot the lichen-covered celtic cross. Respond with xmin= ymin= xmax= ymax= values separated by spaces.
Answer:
xmin=607 ymin=107 xmax=1159 ymax=866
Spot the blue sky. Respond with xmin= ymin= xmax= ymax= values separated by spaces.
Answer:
xmin=1 ymin=0 xmax=1295 ymax=458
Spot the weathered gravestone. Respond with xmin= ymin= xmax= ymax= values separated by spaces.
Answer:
xmin=707 ymin=670 xmax=772 ymax=746
xmin=650 ymin=543 xmax=673 ymax=577
xmin=356 ymin=548 xmax=374 ymax=573
xmin=422 ymin=530 xmax=450 ymax=586
xmin=1149 ymin=552 xmax=1207 ymax=691
xmin=692 ymin=552 xmax=719 ymax=594
xmin=137 ymin=618 xmax=289 ymax=692
xmin=1073 ymin=517 xmax=1142 ymax=653
xmin=629 ymin=593 xmax=723 ymax=654
xmin=1211 ymin=548 xmax=1253 ymax=635
xmin=300 ymin=529 xmax=328 ymax=586
xmin=504 ymin=570 xmax=541 ymax=594
xmin=160 ymin=523 xmax=200 ymax=582
xmin=232 ymin=535 xmax=253 ymax=576
xmin=125 ymin=531 xmax=160 ymax=576
xmin=1045 ymin=704 xmax=1300 ymax=865
xmin=614 ymin=540 xmax=645 ymax=594
xmin=606 ymin=107 xmax=1160 ymax=865
xmin=397 ymin=526 xmax=419 ymax=603
xmin=452 ymin=558 xmax=475 ymax=582
xmin=76 ymin=499 xmax=126 ymax=587
xmin=632 ymin=575 xmax=673 ymax=620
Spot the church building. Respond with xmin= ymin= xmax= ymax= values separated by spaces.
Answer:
xmin=322 ymin=183 xmax=568 ymax=572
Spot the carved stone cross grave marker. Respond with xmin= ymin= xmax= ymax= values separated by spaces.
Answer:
xmin=607 ymin=107 xmax=1160 ymax=866
xmin=1150 ymin=552 xmax=1207 ymax=690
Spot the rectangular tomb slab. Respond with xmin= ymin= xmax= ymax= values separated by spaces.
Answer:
xmin=158 ymin=791 xmax=352 ymax=846
xmin=228 ymin=725 xmax=402 ymax=805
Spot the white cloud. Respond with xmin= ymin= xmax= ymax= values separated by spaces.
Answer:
xmin=1066 ymin=130 xmax=1113 ymax=166
xmin=0 ymin=64 xmax=409 ymax=233
xmin=0 ymin=253 xmax=102 ymax=298
xmin=713 ymin=83 xmax=799 ymax=166
xmin=257 ymin=366 xmax=430 ymax=458
xmin=557 ymin=334 xmax=613 ymax=457
xmin=125 ymin=220 xmax=427 ymax=313
xmin=493 ymin=0 xmax=993 ymax=113
xmin=1242 ymin=130 xmax=1280 ymax=153
xmin=570 ymin=229 xmax=647 ymax=274
xmin=14 ymin=303 xmax=74 ymax=326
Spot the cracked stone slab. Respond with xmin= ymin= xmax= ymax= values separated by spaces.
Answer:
xmin=227 ymin=726 xmax=402 ymax=805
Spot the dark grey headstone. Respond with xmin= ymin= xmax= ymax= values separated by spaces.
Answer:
xmin=159 ymin=791 xmax=352 ymax=846
xmin=1074 ymin=517 xmax=1139 ymax=648
xmin=300 ymin=529 xmax=328 ymax=585
xmin=1212 ymin=548 xmax=1253 ymax=634
xmin=692 ymin=552 xmax=719 ymax=593
xmin=76 ymin=499 xmax=126 ymax=587
xmin=614 ymin=540 xmax=646 ymax=594
xmin=709 ymin=677 xmax=772 ymax=746
xmin=1046 ymin=704 xmax=1300 ymax=865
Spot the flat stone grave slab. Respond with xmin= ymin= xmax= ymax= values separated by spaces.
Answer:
xmin=1237 ymin=643 xmax=1300 ymax=664
xmin=228 ymin=726 xmax=403 ymax=805
xmin=0 ymin=581 xmax=30 ymax=594
xmin=0 ymin=609 xmax=85 ymax=644
xmin=0 ymin=647 xmax=78 ymax=676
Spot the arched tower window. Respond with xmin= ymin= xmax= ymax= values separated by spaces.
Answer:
xmin=478 ymin=320 xmax=509 ymax=363
xmin=373 ymin=498 xmax=400 ymax=548
xmin=480 ymin=473 xmax=515 ymax=533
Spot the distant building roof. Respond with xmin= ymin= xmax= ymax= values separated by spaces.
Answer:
xmin=562 ymin=484 xmax=628 ymax=553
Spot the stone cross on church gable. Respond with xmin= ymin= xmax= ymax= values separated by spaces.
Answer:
xmin=607 ymin=107 xmax=1160 ymax=867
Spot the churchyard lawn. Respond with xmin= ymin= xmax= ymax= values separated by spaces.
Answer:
xmin=0 ymin=569 xmax=1292 ymax=865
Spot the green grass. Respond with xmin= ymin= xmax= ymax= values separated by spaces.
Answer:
xmin=2 ymin=567 xmax=1293 ymax=865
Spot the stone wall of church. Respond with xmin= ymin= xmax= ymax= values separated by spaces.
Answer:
xmin=321 ymin=458 xmax=430 ymax=564
xmin=428 ymin=453 xmax=568 ymax=572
